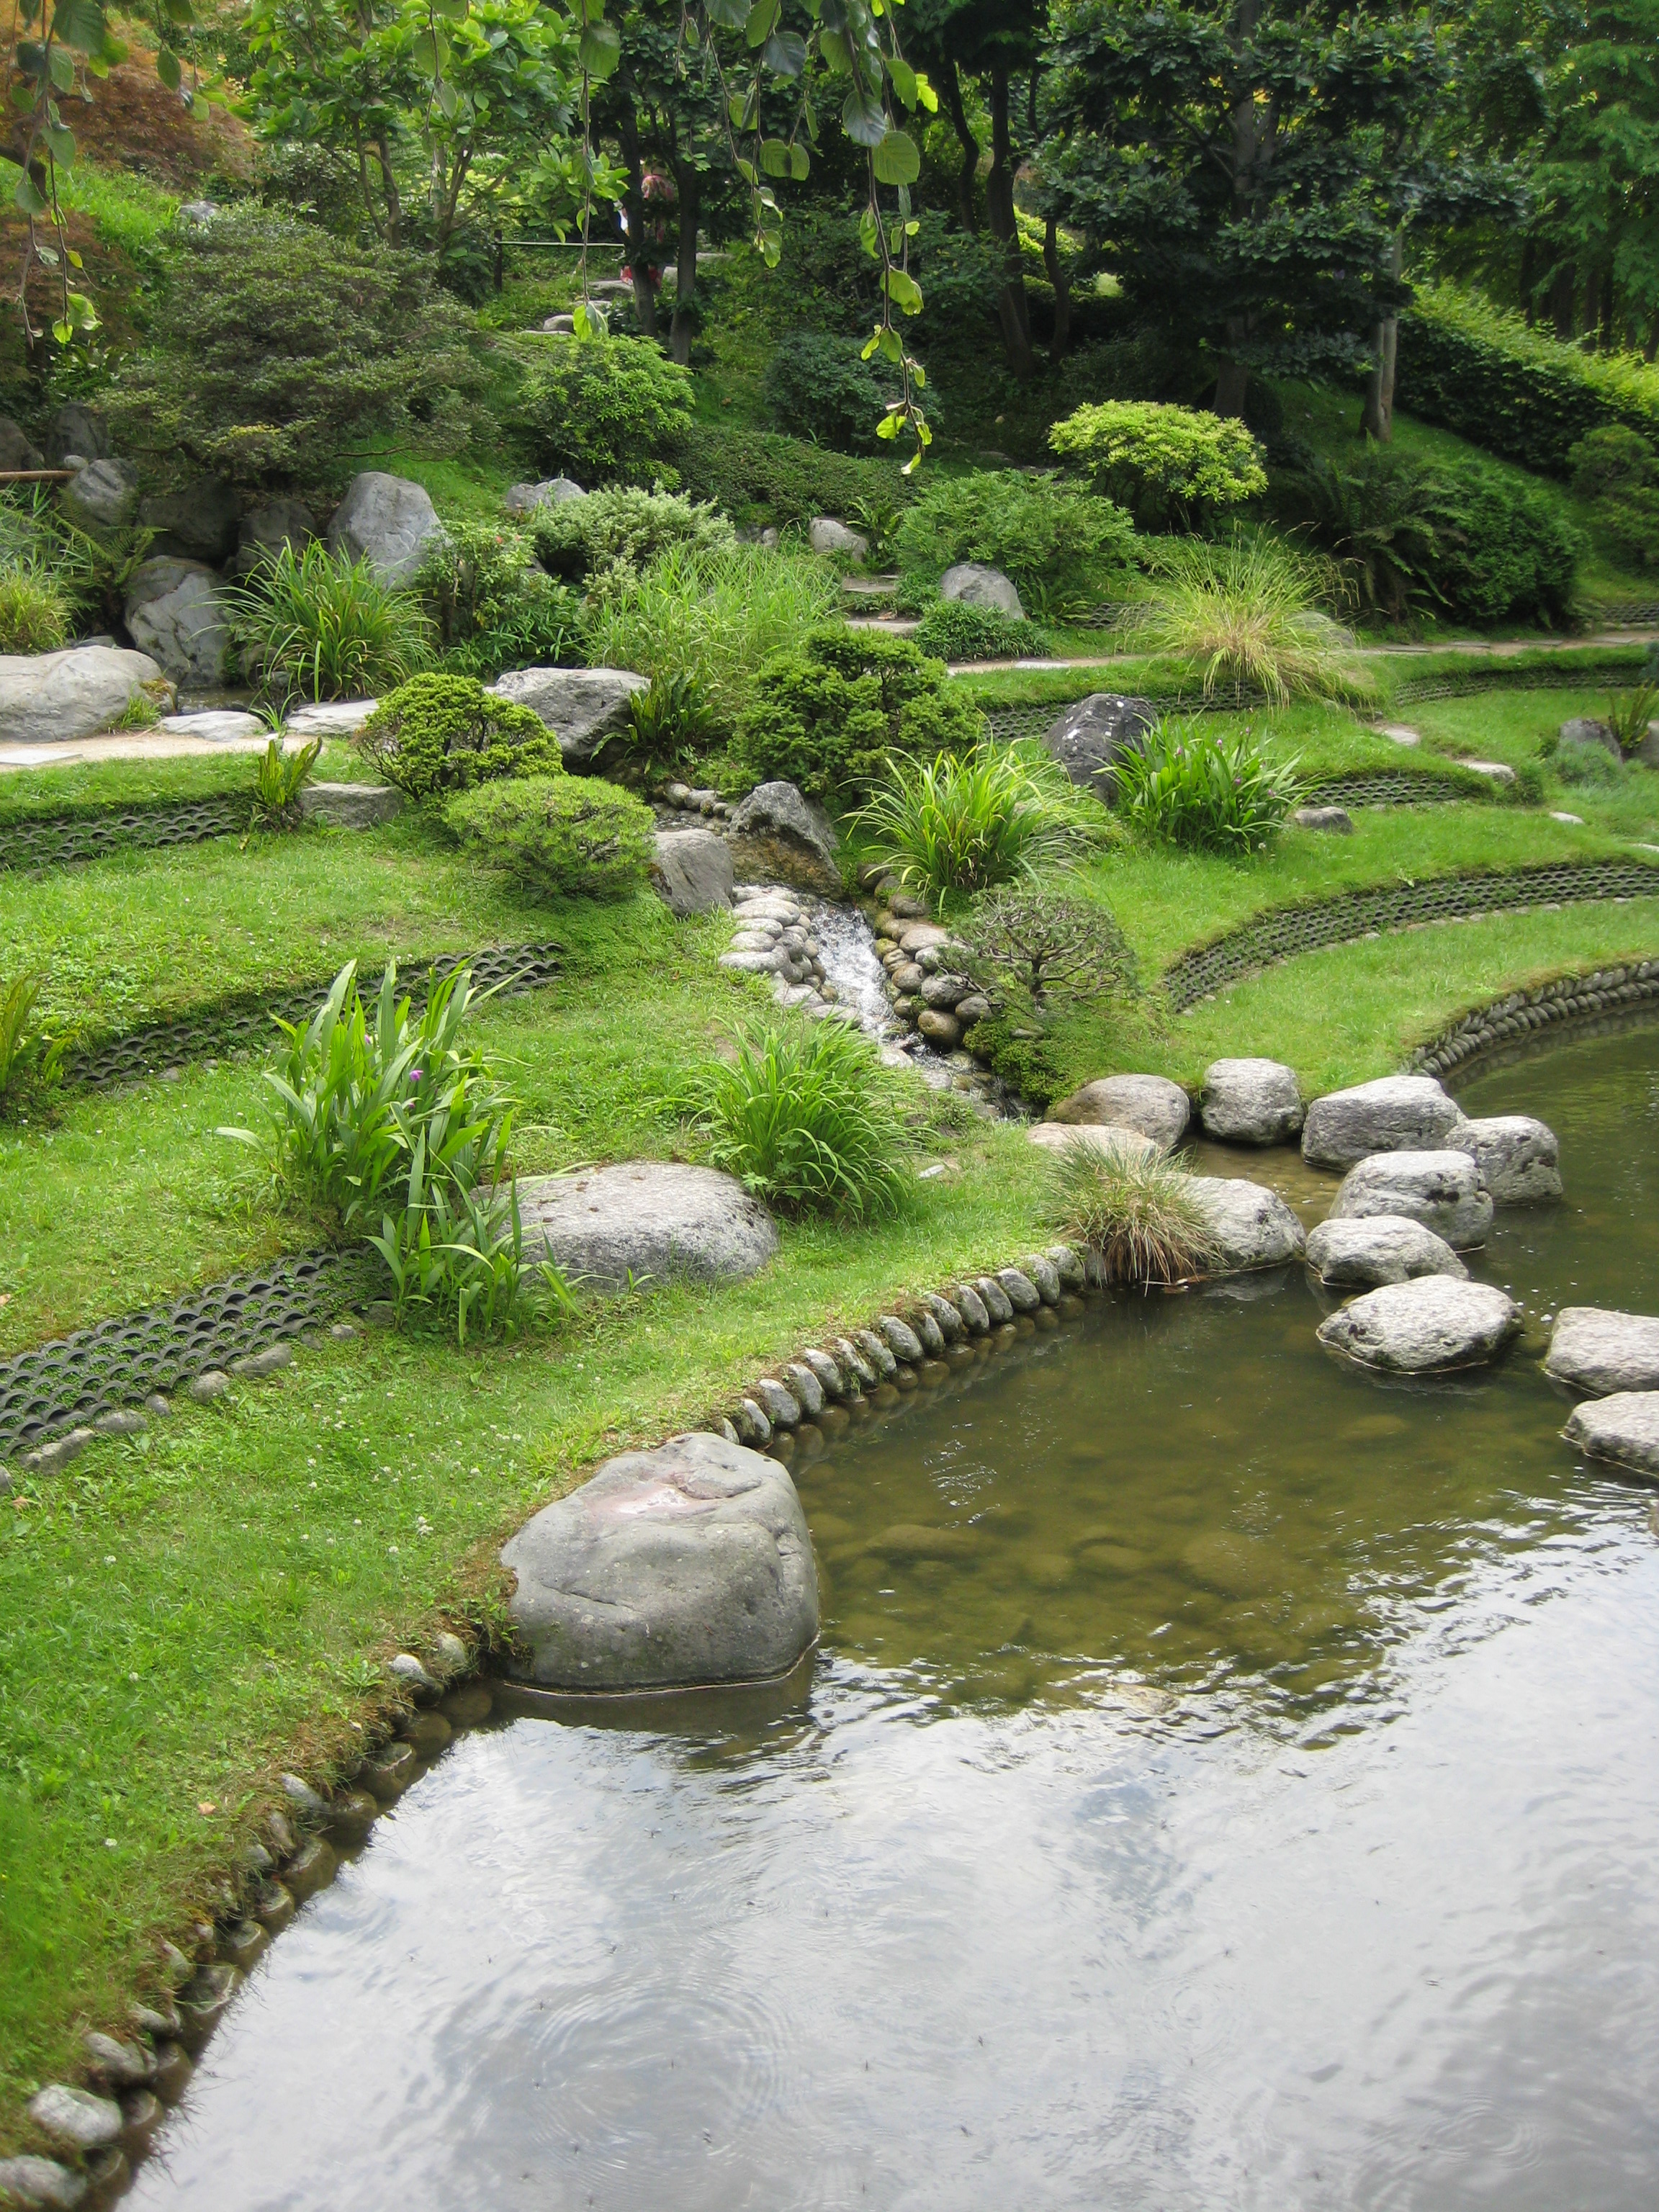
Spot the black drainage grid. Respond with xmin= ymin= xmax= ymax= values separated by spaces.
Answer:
xmin=1161 ymin=860 xmax=1659 ymax=1012
xmin=0 ymin=794 xmax=250 ymax=873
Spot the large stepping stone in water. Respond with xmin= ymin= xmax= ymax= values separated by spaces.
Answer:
xmin=1563 ymin=1392 xmax=1659 ymax=1480
xmin=501 ymin=1433 xmax=819 ymax=1689
xmin=1305 ymin=1215 xmax=1467 ymax=1289
xmin=1301 ymin=1074 xmax=1467 ymax=1169
xmin=1317 ymin=1278 xmax=1521 ymax=1374
xmin=1327 ymin=1149 xmax=1493 ymax=1250
xmin=1199 ymin=1057 xmax=1303 ymax=1146
xmin=1187 ymin=1177 xmax=1306 ymax=1272
xmin=1047 ymin=1073 xmax=1190 ymax=1151
xmin=1449 ymin=1114 xmax=1563 ymax=1201
xmin=1544 ymin=1308 xmax=1659 ymax=1396
xmin=516 ymin=1162 xmax=778 ymax=1295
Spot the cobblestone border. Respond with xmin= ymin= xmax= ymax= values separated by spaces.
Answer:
xmin=1409 ymin=959 xmax=1659 ymax=1079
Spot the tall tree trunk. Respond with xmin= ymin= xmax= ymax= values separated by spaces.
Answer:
xmin=1216 ymin=1 xmax=1266 ymax=421
xmin=669 ymin=156 xmax=701 ymax=367
xmin=940 ymin=58 xmax=980 ymax=233
xmin=373 ymin=132 xmax=402 ymax=248
xmin=985 ymin=63 xmax=1037 ymax=378
xmin=1213 ymin=341 xmax=1250 ymax=418
xmin=1359 ymin=230 xmax=1403 ymax=442
xmin=1549 ymin=261 xmax=1576 ymax=339
xmin=1041 ymin=213 xmax=1071 ymax=364
xmin=1601 ymin=267 xmax=1617 ymax=351
xmin=616 ymin=104 xmax=659 ymax=339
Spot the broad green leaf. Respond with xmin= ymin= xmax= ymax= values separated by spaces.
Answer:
xmin=912 ymin=67 xmax=938 ymax=113
xmin=727 ymin=86 xmax=755 ymax=127
xmin=53 ymin=0 xmax=109 ymax=57
xmin=883 ymin=264 xmax=922 ymax=313
xmin=842 ymin=81 xmax=885 ymax=146
xmin=876 ymin=413 xmax=897 ymax=440
xmin=163 ymin=0 xmax=194 ymax=22
xmin=819 ymin=28 xmax=849 ymax=73
xmin=886 ymin=55 xmax=914 ymax=105
xmin=48 ymin=44 xmax=74 ymax=88
xmin=411 ymin=29 xmax=439 ymax=71
xmin=760 ymin=137 xmax=789 ymax=177
xmin=744 ymin=0 xmax=778 ymax=46
xmin=763 ymin=29 xmax=806 ymax=76
xmin=68 ymin=290 xmax=97 ymax=327
xmin=66 ymin=246 xmax=82 ymax=268
xmin=577 ymin=19 xmax=619 ymax=76
xmin=156 ymin=44 xmax=181 ymax=89
xmin=12 ymin=85 xmax=40 ymax=112
xmin=53 ymin=318 xmax=73 ymax=345
xmin=45 ymin=121 xmax=75 ymax=163
xmin=572 ymin=299 xmax=609 ymax=339
xmin=788 ymin=141 xmax=809 ymax=179
xmin=432 ymin=0 xmax=469 ymax=18
xmin=12 ymin=171 xmax=50 ymax=215
xmin=734 ymin=155 xmax=756 ymax=186
xmin=871 ymin=126 xmax=917 ymax=184
xmin=435 ymin=75 xmax=457 ymax=117
xmin=703 ymin=0 xmax=747 ymax=24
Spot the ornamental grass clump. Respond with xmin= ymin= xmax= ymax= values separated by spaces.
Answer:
xmin=356 ymin=671 xmax=561 ymax=799
xmin=1115 ymin=719 xmax=1303 ymax=856
xmin=673 ymin=1017 xmax=909 ymax=1220
xmin=1043 ymin=1137 xmax=1219 ymax=1287
xmin=1123 ymin=533 xmax=1364 ymax=705
xmin=0 ymin=558 xmax=71 ymax=652
xmin=248 ymin=734 xmax=322 ymax=830
xmin=853 ymin=739 xmax=1092 ymax=911
xmin=230 ymin=540 xmax=433 ymax=703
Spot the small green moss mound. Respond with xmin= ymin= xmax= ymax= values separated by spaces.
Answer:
xmin=443 ymin=773 xmax=655 ymax=899
xmin=356 ymin=673 xmax=561 ymax=799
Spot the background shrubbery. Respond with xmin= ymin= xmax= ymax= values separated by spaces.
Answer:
xmin=732 ymin=628 xmax=983 ymax=799
xmin=511 ymin=336 xmax=693 ymax=486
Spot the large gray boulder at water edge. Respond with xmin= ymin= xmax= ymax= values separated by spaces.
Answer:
xmin=728 ymin=779 xmax=842 ymax=895
xmin=1200 ymin=1057 xmax=1303 ymax=1145
xmin=60 ymin=457 xmax=139 ymax=534
xmin=326 ymin=471 xmax=446 ymax=587
xmin=940 ymin=561 xmax=1024 ymax=619
xmin=1450 ymin=1114 xmax=1563 ymax=1201
xmin=124 ymin=558 xmax=231 ymax=688
xmin=1048 ymin=1073 xmax=1190 ymax=1151
xmin=501 ymin=1432 xmax=819 ymax=1691
xmin=503 ymin=476 xmax=585 ymax=516
xmin=516 ymin=1161 xmax=778 ymax=1295
xmin=1187 ymin=1177 xmax=1306 ymax=1272
xmin=0 ymin=645 xmax=166 ymax=746
xmin=1305 ymin=1215 xmax=1467 ymax=1290
xmin=1563 ymin=1392 xmax=1659 ymax=1480
xmin=1544 ymin=1307 xmax=1659 ymax=1396
xmin=650 ymin=826 xmax=733 ymax=916
xmin=1301 ymin=1074 xmax=1468 ymax=1169
xmin=1318 ymin=1278 xmax=1521 ymax=1374
xmin=1026 ymin=1122 xmax=1160 ymax=1164
xmin=138 ymin=475 xmax=238 ymax=565
xmin=0 ymin=2153 xmax=88 ymax=2207
xmin=1039 ymin=692 xmax=1156 ymax=801
xmin=1328 ymin=1149 xmax=1493 ymax=1249
xmin=487 ymin=666 xmax=647 ymax=764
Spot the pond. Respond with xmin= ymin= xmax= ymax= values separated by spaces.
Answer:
xmin=127 ymin=1020 xmax=1659 ymax=2211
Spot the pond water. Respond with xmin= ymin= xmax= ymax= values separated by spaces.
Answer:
xmin=127 ymin=1021 xmax=1659 ymax=2211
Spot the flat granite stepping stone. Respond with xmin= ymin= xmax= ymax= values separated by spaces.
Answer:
xmin=1563 ymin=1391 xmax=1659 ymax=1479
xmin=1305 ymin=1215 xmax=1467 ymax=1289
xmin=1317 ymin=1278 xmax=1521 ymax=1374
xmin=501 ymin=1432 xmax=819 ymax=1689
xmin=1187 ymin=1177 xmax=1306 ymax=1272
xmin=1449 ymin=1114 xmax=1563 ymax=1202
xmin=516 ymin=1161 xmax=778 ymax=1295
xmin=1327 ymin=1149 xmax=1493 ymax=1249
xmin=1046 ymin=1073 xmax=1190 ymax=1150
xmin=1544 ymin=1307 xmax=1659 ymax=1396
xmin=1302 ymin=1074 xmax=1467 ymax=1169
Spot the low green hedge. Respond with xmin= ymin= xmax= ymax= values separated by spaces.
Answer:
xmin=667 ymin=419 xmax=910 ymax=529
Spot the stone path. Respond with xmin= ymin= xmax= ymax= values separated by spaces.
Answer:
xmin=0 ymin=701 xmax=372 ymax=773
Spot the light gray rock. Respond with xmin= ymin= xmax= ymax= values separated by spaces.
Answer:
xmin=1563 ymin=1391 xmax=1659 ymax=1478
xmin=188 ymin=1370 xmax=230 ymax=1403
xmin=1019 ymin=1253 xmax=1062 ymax=1304
xmin=1026 ymin=1121 xmax=1161 ymax=1163
xmin=516 ymin=1161 xmax=778 ymax=1295
xmin=1039 ymin=692 xmax=1156 ymax=799
xmin=974 ymin=1276 xmax=1014 ymax=1325
xmin=801 ymin=1348 xmax=846 ymax=1399
xmin=284 ymin=699 xmax=376 ymax=739
xmin=325 ymin=471 xmax=445 ymax=587
xmin=0 ymin=2155 xmax=87 ymax=2208
xmin=994 ymin=1269 xmax=1042 ymax=1314
xmin=60 ymin=457 xmax=138 ymax=534
xmin=1292 ymin=805 xmax=1353 ymax=834
xmin=234 ymin=497 xmax=317 ymax=576
xmin=297 ymin=782 xmax=406 ymax=828
xmin=125 ymin=558 xmax=230 ymax=688
xmin=20 ymin=1427 xmax=93 ymax=1475
xmin=922 ymin=1290 xmax=965 ymax=1340
xmin=950 ymin=1282 xmax=991 ymax=1333
xmin=853 ymin=1326 xmax=899 ymax=1378
xmin=1559 ymin=716 xmax=1619 ymax=758
xmin=1449 ymin=1114 xmax=1563 ymax=1201
xmin=158 ymin=709 xmax=263 ymax=744
xmin=27 ymin=2085 xmax=123 ymax=2153
xmin=1044 ymin=1244 xmax=1086 ymax=1292
xmin=940 ymin=561 xmax=1024 ymax=619
xmin=1318 ymin=1277 xmax=1520 ymax=1373
xmin=502 ymin=1431 xmax=819 ymax=1689
xmin=138 ymin=475 xmax=238 ymax=565
xmin=1545 ymin=1308 xmax=1659 ymax=1396
xmin=503 ymin=477 xmax=585 ymax=515
xmin=1305 ymin=1215 xmax=1467 ymax=1289
xmin=82 ymin=2033 xmax=150 ymax=2088
xmin=1328 ymin=1148 xmax=1493 ymax=1249
xmin=809 ymin=516 xmax=868 ymax=559
xmin=728 ymin=779 xmax=841 ymax=896
xmin=1301 ymin=1074 xmax=1468 ymax=1169
xmin=1200 ymin=1057 xmax=1303 ymax=1145
xmin=0 ymin=414 xmax=42 ymax=470
xmin=0 ymin=644 xmax=166 ymax=746
xmin=45 ymin=403 xmax=109 ymax=467
xmin=1187 ymin=1177 xmax=1307 ymax=1272
xmin=1048 ymin=1073 xmax=1190 ymax=1151
xmin=650 ymin=827 xmax=734 ymax=916
xmin=487 ymin=665 xmax=647 ymax=764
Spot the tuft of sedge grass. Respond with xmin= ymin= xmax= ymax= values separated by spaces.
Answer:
xmin=1041 ymin=1134 xmax=1220 ymax=1285
xmin=1123 ymin=531 xmax=1370 ymax=707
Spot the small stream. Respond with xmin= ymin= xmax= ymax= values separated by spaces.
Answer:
xmin=125 ymin=1020 xmax=1659 ymax=2211
xmin=811 ymin=900 xmax=958 ymax=1089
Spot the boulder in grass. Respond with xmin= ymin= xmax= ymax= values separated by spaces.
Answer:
xmin=809 ymin=516 xmax=868 ymax=559
xmin=503 ymin=476 xmax=585 ymax=516
xmin=487 ymin=666 xmax=647 ymax=765
xmin=649 ymin=826 xmax=734 ymax=916
xmin=1317 ymin=1278 xmax=1521 ymax=1375
xmin=1327 ymin=1149 xmax=1493 ymax=1249
xmin=325 ymin=470 xmax=446 ymax=587
xmin=1039 ymin=691 xmax=1156 ymax=800
xmin=1449 ymin=1114 xmax=1563 ymax=1202
xmin=60 ymin=457 xmax=139 ymax=534
xmin=1305 ymin=1215 xmax=1467 ymax=1290
xmin=940 ymin=562 xmax=1024 ymax=619
xmin=1563 ymin=1392 xmax=1659 ymax=1480
xmin=1544 ymin=1308 xmax=1659 ymax=1397
xmin=516 ymin=1161 xmax=778 ymax=1296
xmin=1047 ymin=1073 xmax=1190 ymax=1151
xmin=1200 ymin=1057 xmax=1303 ymax=1146
xmin=1187 ymin=1177 xmax=1306 ymax=1272
xmin=0 ymin=644 xmax=166 ymax=746
xmin=728 ymin=779 xmax=842 ymax=896
xmin=1301 ymin=1074 xmax=1467 ymax=1169
xmin=1026 ymin=1122 xmax=1160 ymax=1164
xmin=502 ymin=1432 xmax=818 ymax=1690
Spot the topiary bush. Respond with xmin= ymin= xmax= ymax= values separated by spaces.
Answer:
xmin=513 ymin=336 xmax=693 ymax=485
xmin=892 ymin=469 xmax=1134 ymax=604
xmin=356 ymin=672 xmax=562 ymax=799
xmin=732 ymin=626 xmax=984 ymax=800
xmin=910 ymin=598 xmax=1052 ymax=662
xmin=1432 ymin=463 xmax=1581 ymax=626
xmin=532 ymin=485 xmax=735 ymax=581
xmin=442 ymin=773 xmax=654 ymax=899
xmin=763 ymin=331 xmax=902 ymax=453
xmin=1048 ymin=400 xmax=1267 ymax=530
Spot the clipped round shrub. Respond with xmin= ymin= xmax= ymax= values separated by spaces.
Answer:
xmin=1049 ymin=400 xmax=1267 ymax=530
xmin=514 ymin=336 xmax=693 ymax=485
xmin=531 ymin=485 xmax=735 ymax=580
xmin=443 ymin=773 xmax=655 ymax=899
xmin=356 ymin=672 xmax=562 ymax=799
xmin=1434 ymin=464 xmax=1581 ymax=626
xmin=732 ymin=626 xmax=984 ymax=800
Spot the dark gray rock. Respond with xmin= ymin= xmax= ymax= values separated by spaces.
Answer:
xmin=283 ymin=1833 xmax=338 ymax=1892
xmin=853 ymin=1326 xmax=898 ymax=1378
xmin=501 ymin=1431 xmax=819 ymax=1689
xmin=1545 ymin=1308 xmax=1659 ymax=1396
xmin=1305 ymin=1215 xmax=1467 ymax=1289
xmin=0 ymin=644 xmax=165 ymax=746
xmin=82 ymin=2033 xmax=151 ymax=2088
xmin=834 ymin=1335 xmax=879 ymax=1387
xmin=325 ymin=471 xmax=445 ymax=587
xmin=922 ymin=1290 xmax=965 ymax=1339
xmin=728 ymin=780 xmax=842 ymax=895
xmin=1318 ymin=1277 xmax=1521 ymax=1373
xmin=1044 ymin=1244 xmax=1087 ymax=1292
xmin=124 ymin=558 xmax=230 ymax=688
xmin=27 ymin=2085 xmax=123 ymax=2152
xmin=228 ymin=1344 xmax=291 ymax=1380
xmin=1187 ymin=1177 xmax=1307 ymax=1272
xmin=297 ymin=782 xmax=406 ymax=828
xmin=1328 ymin=1149 xmax=1493 ymax=1249
xmin=1017 ymin=1252 xmax=1062 ymax=1303
xmin=138 ymin=475 xmax=238 ymax=565
xmin=45 ymin=403 xmax=109 ymax=467
xmin=188 ymin=1370 xmax=230 ymax=1403
xmin=994 ymin=1268 xmax=1042 ymax=1314
xmin=1449 ymin=1114 xmax=1563 ymax=1201
xmin=950 ymin=1282 xmax=991 ymax=1333
xmin=782 ymin=1360 xmax=824 ymax=1417
xmin=1039 ymin=691 xmax=1156 ymax=799
xmin=1563 ymin=1390 xmax=1659 ymax=1478
xmin=517 ymin=1162 xmax=778 ymax=1295
xmin=1048 ymin=1073 xmax=1190 ymax=1150
xmin=0 ymin=415 xmax=42 ymax=470
xmin=503 ymin=476 xmax=585 ymax=515
xmin=974 ymin=1275 xmax=1015 ymax=1324
xmin=801 ymin=1348 xmax=846 ymax=1399
xmin=1301 ymin=1074 xmax=1468 ymax=1169
xmin=1559 ymin=716 xmax=1619 ymax=758
xmin=60 ymin=458 xmax=139 ymax=534
xmin=234 ymin=498 xmax=317 ymax=577
xmin=878 ymin=1314 xmax=925 ymax=1362
xmin=1200 ymin=1057 xmax=1303 ymax=1146
xmin=487 ymin=665 xmax=647 ymax=763
xmin=178 ymin=1961 xmax=242 ymax=2039
xmin=650 ymin=827 xmax=734 ymax=915
xmin=940 ymin=561 xmax=1024 ymax=619
xmin=0 ymin=2155 xmax=87 ymax=2208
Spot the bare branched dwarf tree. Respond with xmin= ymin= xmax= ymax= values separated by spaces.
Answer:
xmin=958 ymin=886 xmax=1138 ymax=1022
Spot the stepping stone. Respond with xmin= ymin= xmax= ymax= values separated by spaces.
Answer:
xmin=1187 ymin=1177 xmax=1306 ymax=1272
xmin=502 ymin=1432 xmax=819 ymax=1689
xmin=1545 ymin=1307 xmax=1659 ymax=1396
xmin=1199 ymin=1057 xmax=1303 ymax=1145
xmin=1302 ymin=1074 xmax=1467 ymax=1169
xmin=1046 ymin=1073 xmax=1190 ymax=1150
xmin=1317 ymin=1278 xmax=1521 ymax=1374
xmin=1293 ymin=805 xmax=1353 ymax=833
xmin=1305 ymin=1215 xmax=1467 ymax=1289
xmin=516 ymin=1162 xmax=778 ymax=1296
xmin=158 ymin=709 xmax=263 ymax=743
xmin=1449 ymin=1114 xmax=1562 ymax=1201
xmin=1550 ymin=811 xmax=1585 ymax=826
xmin=1378 ymin=723 xmax=1420 ymax=747
xmin=1327 ymin=1149 xmax=1493 ymax=1249
xmin=1454 ymin=757 xmax=1516 ymax=783
xmin=1026 ymin=1122 xmax=1159 ymax=1162
xmin=1563 ymin=1392 xmax=1659 ymax=1480
xmin=283 ymin=698 xmax=377 ymax=738
xmin=297 ymin=783 xmax=405 ymax=827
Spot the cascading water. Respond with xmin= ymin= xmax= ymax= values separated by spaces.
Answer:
xmin=809 ymin=900 xmax=955 ymax=1088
